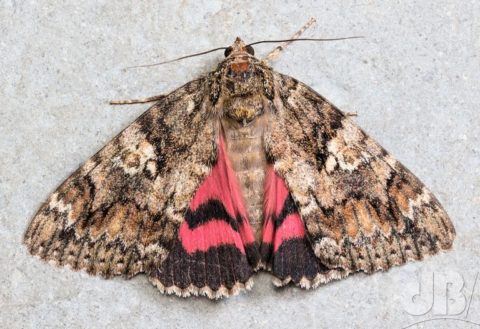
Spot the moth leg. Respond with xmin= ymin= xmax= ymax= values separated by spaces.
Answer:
xmin=262 ymin=17 xmax=316 ymax=64
xmin=345 ymin=111 xmax=358 ymax=117
xmin=109 ymin=94 xmax=165 ymax=105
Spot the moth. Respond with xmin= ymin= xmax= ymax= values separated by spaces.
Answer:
xmin=24 ymin=21 xmax=455 ymax=299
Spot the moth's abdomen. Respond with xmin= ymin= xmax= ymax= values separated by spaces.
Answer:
xmin=222 ymin=115 xmax=268 ymax=240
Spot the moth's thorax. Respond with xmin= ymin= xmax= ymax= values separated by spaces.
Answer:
xmin=211 ymin=41 xmax=273 ymax=125
xmin=214 ymin=60 xmax=272 ymax=125
xmin=221 ymin=57 xmax=265 ymax=97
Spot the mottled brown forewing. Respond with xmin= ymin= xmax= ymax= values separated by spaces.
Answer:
xmin=24 ymin=78 xmax=218 ymax=278
xmin=264 ymin=72 xmax=455 ymax=280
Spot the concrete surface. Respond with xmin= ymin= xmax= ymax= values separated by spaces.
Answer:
xmin=1 ymin=1 xmax=479 ymax=328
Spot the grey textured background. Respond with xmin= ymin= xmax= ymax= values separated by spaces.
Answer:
xmin=1 ymin=1 xmax=479 ymax=328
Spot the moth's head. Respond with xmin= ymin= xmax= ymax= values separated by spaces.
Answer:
xmin=222 ymin=38 xmax=258 ymax=80
xmin=223 ymin=37 xmax=255 ymax=58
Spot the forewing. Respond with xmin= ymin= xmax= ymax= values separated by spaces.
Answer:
xmin=24 ymin=78 xmax=218 ymax=278
xmin=264 ymin=72 xmax=455 ymax=276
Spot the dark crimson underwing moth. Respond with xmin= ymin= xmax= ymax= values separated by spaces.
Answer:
xmin=24 ymin=31 xmax=455 ymax=299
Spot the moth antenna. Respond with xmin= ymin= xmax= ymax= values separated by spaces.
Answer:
xmin=249 ymin=36 xmax=364 ymax=47
xmin=261 ymin=17 xmax=317 ymax=63
xmin=125 ymin=46 xmax=228 ymax=69
xmin=258 ymin=17 xmax=363 ymax=63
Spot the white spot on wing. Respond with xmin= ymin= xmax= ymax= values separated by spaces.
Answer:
xmin=186 ymin=99 xmax=195 ymax=113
